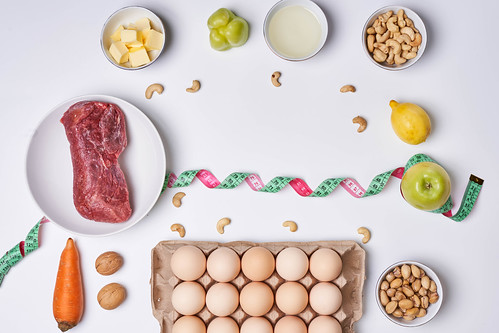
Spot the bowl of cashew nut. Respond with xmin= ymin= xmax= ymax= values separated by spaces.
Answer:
xmin=362 ymin=6 xmax=427 ymax=70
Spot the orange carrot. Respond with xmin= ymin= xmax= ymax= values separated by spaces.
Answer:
xmin=53 ymin=238 xmax=84 ymax=332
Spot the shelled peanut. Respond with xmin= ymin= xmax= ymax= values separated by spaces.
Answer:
xmin=366 ymin=9 xmax=422 ymax=65
xmin=379 ymin=264 xmax=439 ymax=321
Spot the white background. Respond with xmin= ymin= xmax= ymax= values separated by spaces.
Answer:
xmin=1 ymin=0 xmax=498 ymax=332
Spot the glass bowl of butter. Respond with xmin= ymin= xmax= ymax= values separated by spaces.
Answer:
xmin=264 ymin=0 xmax=328 ymax=61
xmin=101 ymin=6 xmax=165 ymax=70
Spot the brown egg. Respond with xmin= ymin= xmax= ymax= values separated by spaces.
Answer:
xmin=172 ymin=316 xmax=206 ymax=333
xmin=309 ymin=282 xmax=342 ymax=315
xmin=171 ymin=281 xmax=206 ymax=315
xmin=309 ymin=248 xmax=342 ymax=281
xmin=207 ymin=247 xmax=241 ymax=282
xmin=239 ymin=282 xmax=274 ymax=316
xmin=207 ymin=317 xmax=239 ymax=333
xmin=241 ymin=247 xmax=275 ymax=281
xmin=170 ymin=246 xmax=206 ymax=281
xmin=276 ymin=247 xmax=309 ymax=281
xmin=276 ymin=282 xmax=308 ymax=315
xmin=308 ymin=316 xmax=342 ymax=333
xmin=206 ymin=283 xmax=239 ymax=316
xmin=274 ymin=316 xmax=307 ymax=333
xmin=240 ymin=317 xmax=273 ymax=333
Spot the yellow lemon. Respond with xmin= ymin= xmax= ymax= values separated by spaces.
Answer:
xmin=389 ymin=100 xmax=431 ymax=145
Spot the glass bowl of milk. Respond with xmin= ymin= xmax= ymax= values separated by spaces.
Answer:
xmin=264 ymin=0 xmax=328 ymax=61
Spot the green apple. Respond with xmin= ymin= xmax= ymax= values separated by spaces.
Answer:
xmin=400 ymin=162 xmax=451 ymax=211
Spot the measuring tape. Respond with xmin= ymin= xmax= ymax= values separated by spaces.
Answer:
xmin=0 ymin=217 xmax=48 ymax=286
xmin=0 ymin=154 xmax=483 ymax=286
xmin=163 ymin=154 xmax=483 ymax=221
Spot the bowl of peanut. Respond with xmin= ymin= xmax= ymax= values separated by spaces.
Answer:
xmin=362 ymin=6 xmax=427 ymax=70
xmin=375 ymin=261 xmax=443 ymax=327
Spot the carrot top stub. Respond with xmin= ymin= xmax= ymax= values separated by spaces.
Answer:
xmin=53 ymin=238 xmax=84 ymax=332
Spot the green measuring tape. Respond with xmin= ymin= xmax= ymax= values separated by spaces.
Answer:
xmin=0 ymin=154 xmax=483 ymax=286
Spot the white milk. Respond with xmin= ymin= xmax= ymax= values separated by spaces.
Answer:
xmin=268 ymin=5 xmax=322 ymax=59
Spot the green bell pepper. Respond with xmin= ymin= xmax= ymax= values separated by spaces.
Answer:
xmin=208 ymin=8 xmax=249 ymax=51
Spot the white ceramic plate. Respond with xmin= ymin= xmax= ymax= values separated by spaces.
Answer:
xmin=26 ymin=95 xmax=166 ymax=236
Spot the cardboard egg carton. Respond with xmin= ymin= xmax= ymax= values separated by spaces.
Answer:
xmin=151 ymin=240 xmax=365 ymax=333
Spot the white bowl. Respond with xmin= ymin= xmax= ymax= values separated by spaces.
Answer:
xmin=26 ymin=95 xmax=166 ymax=237
xmin=362 ymin=6 xmax=427 ymax=70
xmin=375 ymin=260 xmax=443 ymax=327
xmin=264 ymin=0 xmax=328 ymax=61
xmin=101 ymin=6 xmax=165 ymax=70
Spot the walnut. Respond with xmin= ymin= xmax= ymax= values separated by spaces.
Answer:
xmin=95 ymin=251 xmax=123 ymax=276
xmin=97 ymin=283 xmax=126 ymax=310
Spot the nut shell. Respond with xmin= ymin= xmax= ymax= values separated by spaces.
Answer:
xmin=95 ymin=251 xmax=123 ymax=276
xmin=97 ymin=283 xmax=126 ymax=310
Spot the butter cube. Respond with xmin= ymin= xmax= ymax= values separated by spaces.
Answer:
xmin=128 ymin=47 xmax=150 ymax=67
xmin=110 ymin=25 xmax=124 ymax=42
xmin=126 ymin=30 xmax=143 ymax=48
xmin=135 ymin=17 xmax=151 ymax=31
xmin=109 ymin=41 xmax=129 ymax=64
xmin=144 ymin=29 xmax=164 ymax=51
xmin=120 ymin=29 xmax=138 ymax=44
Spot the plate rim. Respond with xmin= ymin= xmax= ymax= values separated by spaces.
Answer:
xmin=25 ymin=94 xmax=166 ymax=237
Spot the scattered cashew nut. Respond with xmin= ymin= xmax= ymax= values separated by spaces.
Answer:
xmin=145 ymin=83 xmax=164 ymax=99
xmin=170 ymin=223 xmax=186 ymax=238
xmin=340 ymin=85 xmax=356 ymax=93
xmin=282 ymin=221 xmax=298 ymax=232
xmin=357 ymin=227 xmax=371 ymax=243
xmin=172 ymin=192 xmax=186 ymax=208
xmin=271 ymin=71 xmax=281 ymax=87
xmin=216 ymin=217 xmax=231 ymax=234
xmin=186 ymin=80 xmax=200 ymax=93
xmin=352 ymin=116 xmax=367 ymax=133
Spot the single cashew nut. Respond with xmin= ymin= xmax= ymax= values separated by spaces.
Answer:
xmin=400 ymin=27 xmax=415 ymax=41
xmin=340 ymin=84 xmax=356 ymax=93
xmin=373 ymin=48 xmax=388 ymax=62
xmin=145 ymin=83 xmax=164 ymax=99
xmin=376 ymin=30 xmax=390 ymax=43
xmin=409 ymin=33 xmax=422 ymax=47
xmin=386 ymin=50 xmax=395 ymax=65
xmin=401 ymin=43 xmax=412 ymax=51
xmin=394 ymin=53 xmax=407 ymax=65
xmin=397 ymin=9 xmax=406 ymax=27
xmin=367 ymin=34 xmax=375 ymax=53
xmin=170 ymin=224 xmax=185 ymax=238
xmin=387 ymin=16 xmax=399 ymax=32
xmin=172 ymin=192 xmax=186 ymax=208
xmin=366 ymin=27 xmax=376 ymax=35
xmin=352 ymin=116 xmax=367 ymax=133
xmin=386 ymin=39 xmax=402 ymax=55
xmin=271 ymin=71 xmax=281 ymax=87
xmin=396 ymin=33 xmax=412 ymax=45
xmin=216 ymin=217 xmax=231 ymax=234
xmin=186 ymin=80 xmax=200 ymax=93
xmin=282 ymin=221 xmax=298 ymax=232
xmin=402 ymin=51 xmax=417 ymax=60
xmin=357 ymin=226 xmax=371 ymax=243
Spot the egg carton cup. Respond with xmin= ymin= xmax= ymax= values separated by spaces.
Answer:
xmin=151 ymin=240 xmax=365 ymax=333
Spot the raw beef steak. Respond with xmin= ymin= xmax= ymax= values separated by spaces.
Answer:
xmin=61 ymin=101 xmax=132 ymax=223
